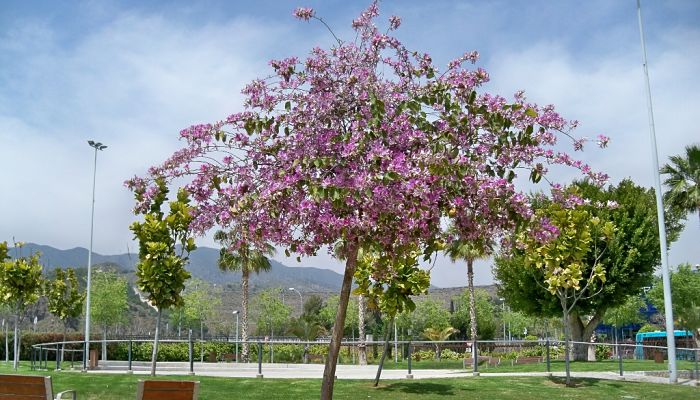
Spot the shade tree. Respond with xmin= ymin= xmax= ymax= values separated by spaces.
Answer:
xmin=44 ymin=267 xmax=85 ymax=364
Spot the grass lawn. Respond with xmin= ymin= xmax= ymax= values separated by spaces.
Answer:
xmin=377 ymin=358 xmax=699 ymax=373
xmin=0 ymin=363 xmax=697 ymax=400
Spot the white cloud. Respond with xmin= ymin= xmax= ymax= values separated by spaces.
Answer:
xmin=1 ymin=1 xmax=697 ymax=288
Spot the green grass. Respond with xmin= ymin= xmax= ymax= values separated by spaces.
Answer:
xmin=377 ymin=358 xmax=699 ymax=373
xmin=0 ymin=363 xmax=696 ymax=400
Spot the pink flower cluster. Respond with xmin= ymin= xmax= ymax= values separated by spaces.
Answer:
xmin=126 ymin=1 xmax=610 ymax=259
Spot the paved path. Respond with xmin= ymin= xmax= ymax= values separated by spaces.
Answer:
xmin=85 ymin=361 xmax=698 ymax=386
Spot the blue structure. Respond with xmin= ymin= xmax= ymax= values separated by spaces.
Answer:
xmin=635 ymin=330 xmax=695 ymax=360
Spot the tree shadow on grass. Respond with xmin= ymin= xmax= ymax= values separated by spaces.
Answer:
xmin=546 ymin=376 xmax=625 ymax=389
xmin=373 ymin=382 xmax=464 ymax=396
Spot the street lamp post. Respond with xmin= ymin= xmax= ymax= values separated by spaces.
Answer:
xmin=636 ymin=0 xmax=677 ymax=383
xmin=232 ymin=310 xmax=239 ymax=363
xmin=288 ymin=288 xmax=303 ymax=316
xmin=83 ymin=140 xmax=107 ymax=372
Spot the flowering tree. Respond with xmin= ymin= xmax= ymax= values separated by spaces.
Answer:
xmin=127 ymin=3 xmax=607 ymax=397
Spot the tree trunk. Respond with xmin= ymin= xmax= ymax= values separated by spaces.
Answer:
xmin=320 ymin=241 xmax=359 ymax=400
xmin=467 ymin=259 xmax=477 ymax=341
xmin=358 ymin=295 xmax=367 ymax=366
xmin=12 ymin=312 xmax=18 ymax=370
xmin=241 ymin=268 xmax=250 ymax=363
xmin=568 ymin=311 xmax=603 ymax=361
xmin=61 ymin=324 xmax=68 ymax=366
xmin=102 ymin=325 xmax=108 ymax=362
xmin=373 ymin=319 xmax=393 ymax=387
xmin=150 ymin=308 xmax=162 ymax=376
xmin=562 ymin=305 xmax=572 ymax=387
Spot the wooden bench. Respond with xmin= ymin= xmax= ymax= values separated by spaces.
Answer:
xmin=514 ymin=356 xmax=541 ymax=365
xmin=136 ymin=380 xmax=200 ymax=400
xmin=463 ymin=356 xmax=500 ymax=368
xmin=0 ymin=374 xmax=76 ymax=400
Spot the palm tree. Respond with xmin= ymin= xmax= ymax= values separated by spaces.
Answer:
xmin=661 ymin=144 xmax=700 ymax=224
xmin=422 ymin=327 xmax=459 ymax=360
xmin=214 ymin=230 xmax=275 ymax=362
xmin=445 ymin=237 xmax=493 ymax=342
xmin=288 ymin=315 xmax=326 ymax=363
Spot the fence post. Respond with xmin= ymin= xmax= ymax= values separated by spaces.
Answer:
xmin=56 ymin=344 xmax=60 ymax=371
xmin=617 ymin=342 xmax=624 ymax=377
xmin=406 ymin=340 xmax=413 ymax=379
xmin=545 ymin=338 xmax=551 ymax=374
xmin=127 ymin=339 xmax=133 ymax=374
xmin=695 ymin=348 xmax=698 ymax=381
xmin=256 ymin=342 xmax=263 ymax=378
xmin=188 ymin=329 xmax=194 ymax=376
xmin=30 ymin=347 xmax=35 ymax=370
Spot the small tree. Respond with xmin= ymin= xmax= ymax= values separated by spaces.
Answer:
xmin=353 ymin=244 xmax=430 ymax=385
xmin=288 ymin=315 xmax=327 ymax=363
xmin=518 ymin=201 xmax=615 ymax=386
xmin=0 ymin=241 xmax=43 ymax=369
xmin=450 ymin=289 xmax=498 ymax=340
xmin=90 ymin=269 xmax=128 ymax=361
xmin=129 ymin=178 xmax=196 ymax=376
xmin=177 ymin=278 xmax=222 ymax=339
xmin=45 ymin=267 xmax=85 ymax=365
xmin=423 ymin=327 xmax=459 ymax=360
xmin=252 ymin=288 xmax=292 ymax=339
xmin=647 ymin=264 xmax=700 ymax=347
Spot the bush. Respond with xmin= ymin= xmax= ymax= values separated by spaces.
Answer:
xmin=595 ymin=344 xmax=612 ymax=361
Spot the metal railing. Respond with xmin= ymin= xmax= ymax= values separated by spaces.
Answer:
xmin=27 ymin=338 xmax=699 ymax=381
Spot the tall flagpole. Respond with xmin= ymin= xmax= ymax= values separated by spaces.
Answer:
xmin=635 ymin=0 xmax=677 ymax=383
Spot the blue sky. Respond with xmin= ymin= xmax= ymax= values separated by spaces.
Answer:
xmin=1 ymin=0 xmax=698 ymax=288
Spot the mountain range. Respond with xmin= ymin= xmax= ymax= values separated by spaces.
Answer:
xmin=11 ymin=243 xmax=345 ymax=292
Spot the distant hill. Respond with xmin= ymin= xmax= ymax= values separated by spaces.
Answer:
xmin=11 ymin=243 xmax=344 ymax=292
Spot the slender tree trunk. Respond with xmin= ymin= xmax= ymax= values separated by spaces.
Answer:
xmin=561 ymin=299 xmax=572 ymax=387
xmin=467 ymin=259 xmax=478 ymax=341
xmin=373 ymin=319 xmax=393 ymax=387
xmin=320 ymin=241 xmax=359 ymax=400
xmin=12 ymin=312 xmax=18 ymax=370
xmin=241 ymin=268 xmax=250 ymax=363
xmin=102 ymin=325 xmax=107 ymax=361
xmin=61 ymin=323 xmax=68 ymax=366
xmin=150 ymin=308 xmax=162 ymax=376
xmin=5 ymin=324 xmax=9 ymax=364
xmin=358 ymin=295 xmax=367 ymax=366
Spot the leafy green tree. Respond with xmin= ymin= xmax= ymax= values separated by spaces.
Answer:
xmin=302 ymin=295 xmax=324 ymax=320
xmin=130 ymin=178 xmax=196 ymax=376
xmin=405 ymin=298 xmax=451 ymax=335
xmin=90 ymin=269 xmax=128 ymax=361
xmin=215 ymin=230 xmax=274 ymax=363
xmin=450 ymin=289 xmax=497 ymax=340
xmin=320 ymin=295 xmax=359 ymax=336
xmin=661 ymin=144 xmax=700 ymax=224
xmin=0 ymin=241 xmax=43 ymax=369
xmin=495 ymin=180 xmax=684 ymax=359
xmin=518 ymin=201 xmax=614 ymax=386
xmin=445 ymin=235 xmax=493 ymax=341
xmin=44 ymin=267 xmax=85 ymax=364
xmin=173 ymin=278 xmax=222 ymax=339
xmin=603 ymin=295 xmax=645 ymax=330
xmin=647 ymin=264 xmax=700 ymax=347
xmin=252 ymin=288 xmax=292 ymax=338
